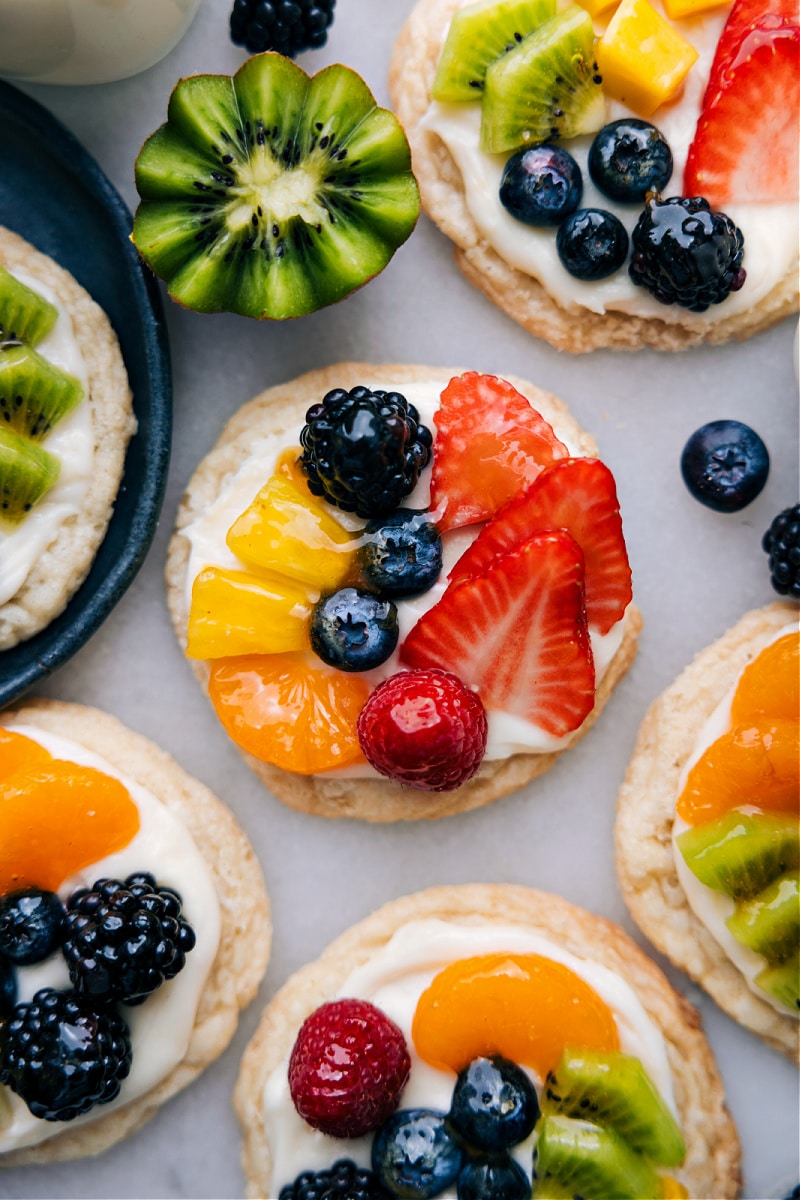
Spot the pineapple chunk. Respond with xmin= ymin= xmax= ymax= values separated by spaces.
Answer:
xmin=187 ymin=566 xmax=313 ymax=660
xmin=662 ymin=0 xmax=729 ymax=17
xmin=596 ymin=0 xmax=699 ymax=116
xmin=577 ymin=0 xmax=619 ymax=18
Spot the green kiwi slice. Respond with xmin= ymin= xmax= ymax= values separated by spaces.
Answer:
xmin=0 ymin=426 xmax=60 ymax=524
xmin=677 ymin=810 xmax=800 ymax=900
xmin=532 ymin=1114 xmax=663 ymax=1200
xmin=543 ymin=1047 xmax=685 ymax=1167
xmin=0 ymin=266 xmax=57 ymax=346
xmin=132 ymin=56 xmax=420 ymax=319
xmin=754 ymin=954 xmax=800 ymax=1012
xmin=432 ymin=0 xmax=556 ymax=103
xmin=726 ymin=871 xmax=799 ymax=964
xmin=481 ymin=6 xmax=606 ymax=154
xmin=0 ymin=340 xmax=83 ymax=440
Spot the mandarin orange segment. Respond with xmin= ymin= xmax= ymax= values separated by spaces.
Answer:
xmin=730 ymin=632 xmax=799 ymax=724
xmin=0 ymin=762 xmax=140 ymax=896
xmin=0 ymin=729 xmax=53 ymax=783
xmin=677 ymin=718 xmax=800 ymax=825
xmin=412 ymin=953 xmax=619 ymax=1079
xmin=208 ymin=652 xmax=369 ymax=775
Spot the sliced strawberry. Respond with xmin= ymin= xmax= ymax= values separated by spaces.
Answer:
xmin=401 ymin=530 xmax=595 ymax=738
xmin=449 ymin=458 xmax=632 ymax=636
xmin=684 ymin=0 xmax=799 ymax=205
xmin=430 ymin=372 xmax=569 ymax=532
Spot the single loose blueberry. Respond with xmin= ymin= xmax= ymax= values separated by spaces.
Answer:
xmin=361 ymin=510 xmax=443 ymax=599
xmin=372 ymin=1109 xmax=463 ymax=1199
xmin=310 ymin=587 xmax=398 ymax=671
xmin=457 ymin=1156 xmax=530 ymax=1200
xmin=556 ymin=208 xmax=629 ymax=281
xmin=449 ymin=1056 xmax=539 ymax=1152
xmin=499 ymin=146 xmax=582 ymax=227
xmin=0 ymin=955 xmax=16 ymax=1019
xmin=680 ymin=420 xmax=770 ymax=513
xmin=588 ymin=119 xmax=673 ymax=202
xmin=0 ymin=889 xmax=66 ymax=965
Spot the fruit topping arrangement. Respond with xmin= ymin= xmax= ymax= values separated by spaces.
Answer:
xmin=0 ymin=730 xmax=196 ymax=1122
xmin=186 ymin=372 xmax=633 ymax=792
xmin=675 ymin=630 xmax=799 ymax=1013
xmin=230 ymin=0 xmax=336 ymax=57
xmin=132 ymin=55 xmax=419 ymax=319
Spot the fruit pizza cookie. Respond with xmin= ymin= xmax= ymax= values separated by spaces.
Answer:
xmin=235 ymin=884 xmax=740 ymax=1199
xmin=0 ymin=699 xmax=271 ymax=1163
xmin=390 ymin=0 xmax=799 ymax=352
xmin=0 ymin=227 xmax=136 ymax=649
xmin=167 ymin=364 xmax=641 ymax=821
xmin=616 ymin=603 xmax=799 ymax=1060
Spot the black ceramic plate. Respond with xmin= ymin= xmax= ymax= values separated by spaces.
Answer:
xmin=0 ymin=79 xmax=171 ymax=708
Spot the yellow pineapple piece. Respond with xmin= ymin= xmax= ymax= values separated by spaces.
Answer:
xmin=227 ymin=468 xmax=356 ymax=592
xmin=662 ymin=0 xmax=729 ymax=17
xmin=596 ymin=0 xmax=699 ymax=116
xmin=578 ymin=0 xmax=619 ymax=19
xmin=187 ymin=566 xmax=313 ymax=660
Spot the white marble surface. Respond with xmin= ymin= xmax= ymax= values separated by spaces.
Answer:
xmin=1 ymin=1 xmax=798 ymax=1196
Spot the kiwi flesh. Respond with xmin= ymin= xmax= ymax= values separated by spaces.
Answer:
xmin=543 ymin=1047 xmax=685 ymax=1167
xmin=132 ymin=55 xmax=420 ymax=320
xmin=0 ymin=340 xmax=83 ymax=440
xmin=532 ymin=1114 xmax=662 ymax=1200
xmin=0 ymin=426 xmax=60 ymax=524
xmin=726 ymin=871 xmax=799 ymax=964
xmin=754 ymin=954 xmax=800 ymax=1012
xmin=0 ymin=266 xmax=57 ymax=346
xmin=432 ymin=0 xmax=556 ymax=103
xmin=677 ymin=810 xmax=800 ymax=899
xmin=481 ymin=6 xmax=606 ymax=154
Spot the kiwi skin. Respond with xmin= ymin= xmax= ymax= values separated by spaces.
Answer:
xmin=677 ymin=810 xmax=800 ymax=899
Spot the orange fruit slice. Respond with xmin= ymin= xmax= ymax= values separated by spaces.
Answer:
xmin=0 ymin=729 xmax=53 ymax=783
xmin=731 ymin=631 xmax=799 ymax=724
xmin=677 ymin=717 xmax=799 ymax=825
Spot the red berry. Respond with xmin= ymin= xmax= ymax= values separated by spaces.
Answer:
xmin=288 ymin=998 xmax=410 ymax=1138
xmin=357 ymin=669 xmax=488 ymax=791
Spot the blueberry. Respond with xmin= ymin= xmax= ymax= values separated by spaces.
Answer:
xmin=0 ymin=888 xmax=65 ymax=965
xmin=361 ymin=510 xmax=443 ymax=599
xmin=310 ymin=587 xmax=398 ymax=671
xmin=680 ymin=420 xmax=770 ymax=513
xmin=499 ymin=146 xmax=582 ymax=227
xmin=0 ymin=955 xmax=16 ymax=1019
xmin=372 ymin=1109 xmax=463 ymax=1198
xmin=457 ymin=1156 xmax=529 ymax=1200
xmin=556 ymin=208 xmax=629 ymax=281
xmin=588 ymin=119 xmax=673 ymax=202
xmin=449 ymin=1056 xmax=539 ymax=1152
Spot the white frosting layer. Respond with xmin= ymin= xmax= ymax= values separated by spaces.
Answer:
xmin=0 ymin=725 xmax=221 ymax=1151
xmin=183 ymin=378 xmax=627 ymax=766
xmin=422 ymin=3 xmax=799 ymax=324
xmin=262 ymin=917 xmax=679 ymax=1195
xmin=0 ymin=269 xmax=93 ymax=607
xmin=672 ymin=623 xmax=799 ymax=1016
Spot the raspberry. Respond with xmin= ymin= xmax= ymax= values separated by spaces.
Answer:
xmin=288 ymin=998 xmax=410 ymax=1138
xmin=357 ymin=669 xmax=488 ymax=792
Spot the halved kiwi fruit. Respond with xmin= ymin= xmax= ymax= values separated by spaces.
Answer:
xmin=0 ymin=340 xmax=83 ymax=440
xmin=481 ymin=6 xmax=606 ymax=154
xmin=532 ymin=1114 xmax=663 ymax=1200
xmin=0 ymin=426 xmax=60 ymax=524
xmin=0 ymin=266 xmax=57 ymax=345
xmin=754 ymin=954 xmax=800 ymax=1012
xmin=726 ymin=871 xmax=799 ymax=964
xmin=432 ymin=0 xmax=556 ymax=102
xmin=543 ymin=1047 xmax=685 ymax=1167
xmin=677 ymin=810 xmax=800 ymax=899
xmin=132 ymin=54 xmax=420 ymax=319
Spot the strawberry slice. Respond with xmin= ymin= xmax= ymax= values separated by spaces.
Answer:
xmin=449 ymin=458 xmax=632 ymax=636
xmin=401 ymin=530 xmax=595 ymax=737
xmin=684 ymin=0 xmax=799 ymax=205
xmin=430 ymin=373 xmax=570 ymax=532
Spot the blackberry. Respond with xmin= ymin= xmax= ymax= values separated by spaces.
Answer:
xmin=763 ymin=504 xmax=800 ymax=599
xmin=63 ymin=873 xmax=196 ymax=1006
xmin=279 ymin=1159 xmax=390 ymax=1200
xmin=0 ymin=955 xmax=15 ymax=1020
xmin=0 ymin=987 xmax=131 ymax=1121
xmin=230 ymin=0 xmax=335 ymax=57
xmin=628 ymin=195 xmax=745 ymax=312
xmin=300 ymin=386 xmax=433 ymax=520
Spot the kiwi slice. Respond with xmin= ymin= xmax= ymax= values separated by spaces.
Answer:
xmin=0 ymin=340 xmax=83 ymax=440
xmin=0 ymin=266 xmax=57 ymax=345
xmin=432 ymin=0 xmax=556 ymax=103
xmin=0 ymin=426 xmax=60 ymax=524
xmin=532 ymin=1114 xmax=663 ymax=1200
xmin=754 ymin=954 xmax=800 ymax=1012
xmin=726 ymin=872 xmax=800 ymax=964
xmin=132 ymin=56 xmax=420 ymax=319
xmin=677 ymin=810 xmax=800 ymax=899
xmin=481 ymin=6 xmax=606 ymax=154
xmin=543 ymin=1047 xmax=685 ymax=1167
